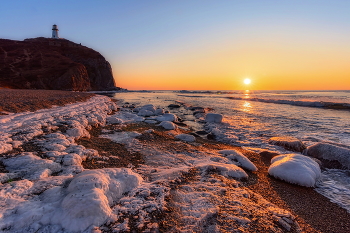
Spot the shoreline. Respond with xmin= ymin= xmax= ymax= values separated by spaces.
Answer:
xmin=0 ymin=90 xmax=349 ymax=232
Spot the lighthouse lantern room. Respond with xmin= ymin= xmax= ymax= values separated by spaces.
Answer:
xmin=52 ymin=24 xmax=59 ymax=39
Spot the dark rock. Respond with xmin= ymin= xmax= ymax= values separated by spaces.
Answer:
xmin=189 ymin=132 xmax=201 ymax=138
xmin=0 ymin=37 xmax=118 ymax=91
xmin=168 ymin=104 xmax=181 ymax=108
xmin=207 ymin=133 xmax=216 ymax=140
xmin=195 ymin=130 xmax=208 ymax=135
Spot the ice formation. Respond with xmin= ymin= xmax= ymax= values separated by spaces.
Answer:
xmin=218 ymin=149 xmax=258 ymax=171
xmin=306 ymin=142 xmax=350 ymax=169
xmin=269 ymin=136 xmax=306 ymax=152
xmin=268 ymin=154 xmax=321 ymax=187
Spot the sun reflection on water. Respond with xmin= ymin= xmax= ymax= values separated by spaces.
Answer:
xmin=242 ymin=101 xmax=252 ymax=112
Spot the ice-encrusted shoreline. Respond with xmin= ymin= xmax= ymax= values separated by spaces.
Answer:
xmin=0 ymin=94 xmax=349 ymax=232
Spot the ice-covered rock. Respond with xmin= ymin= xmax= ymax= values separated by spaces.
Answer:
xmin=218 ymin=150 xmax=257 ymax=171
xmin=306 ymin=142 xmax=350 ymax=169
xmin=138 ymin=109 xmax=155 ymax=117
xmin=65 ymin=120 xmax=90 ymax=139
xmin=198 ymin=162 xmax=248 ymax=179
xmin=155 ymin=108 xmax=165 ymax=115
xmin=62 ymin=153 xmax=83 ymax=166
xmin=144 ymin=119 xmax=158 ymax=124
xmin=205 ymin=113 xmax=223 ymax=123
xmin=140 ymin=104 xmax=156 ymax=112
xmin=156 ymin=113 xmax=177 ymax=122
xmin=106 ymin=116 xmax=124 ymax=124
xmin=100 ymin=131 xmax=142 ymax=143
xmin=269 ymin=136 xmax=306 ymax=152
xmin=175 ymin=134 xmax=196 ymax=142
xmin=268 ymin=154 xmax=321 ymax=187
xmin=159 ymin=121 xmax=177 ymax=130
xmin=2 ymin=152 xmax=61 ymax=180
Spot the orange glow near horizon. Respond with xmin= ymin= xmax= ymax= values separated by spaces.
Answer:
xmin=113 ymin=27 xmax=350 ymax=90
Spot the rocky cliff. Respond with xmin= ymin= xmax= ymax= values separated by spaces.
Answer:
xmin=0 ymin=37 xmax=118 ymax=91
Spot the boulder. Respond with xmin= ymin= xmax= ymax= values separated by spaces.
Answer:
xmin=306 ymin=142 xmax=350 ymax=169
xmin=156 ymin=113 xmax=177 ymax=122
xmin=205 ymin=113 xmax=223 ymax=123
xmin=268 ymin=154 xmax=321 ymax=187
xmin=269 ymin=136 xmax=306 ymax=152
xmin=159 ymin=121 xmax=177 ymax=130
xmin=175 ymin=134 xmax=196 ymax=142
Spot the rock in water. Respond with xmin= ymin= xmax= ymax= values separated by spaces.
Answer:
xmin=269 ymin=136 xmax=306 ymax=152
xmin=306 ymin=142 xmax=350 ymax=169
xmin=268 ymin=153 xmax=321 ymax=187
xmin=0 ymin=38 xmax=118 ymax=91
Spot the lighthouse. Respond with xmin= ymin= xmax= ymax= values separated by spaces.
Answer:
xmin=52 ymin=24 xmax=59 ymax=39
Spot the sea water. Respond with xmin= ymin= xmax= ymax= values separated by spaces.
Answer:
xmin=113 ymin=90 xmax=350 ymax=212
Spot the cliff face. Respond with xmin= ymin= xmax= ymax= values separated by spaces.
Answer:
xmin=0 ymin=38 xmax=117 ymax=91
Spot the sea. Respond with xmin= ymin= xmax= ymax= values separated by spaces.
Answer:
xmin=112 ymin=90 xmax=350 ymax=212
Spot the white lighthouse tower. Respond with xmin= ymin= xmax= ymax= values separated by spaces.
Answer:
xmin=52 ymin=24 xmax=59 ymax=39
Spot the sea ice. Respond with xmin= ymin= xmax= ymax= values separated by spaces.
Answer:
xmin=306 ymin=142 xmax=350 ymax=169
xmin=269 ymin=136 xmax=306 ymax=152
xmin=268 ymin=154 xmax=321 ymax=187
xmin=218 ymin=150 xmax=257 ymax=171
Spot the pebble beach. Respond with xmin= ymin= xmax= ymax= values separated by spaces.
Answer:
xmin=0 ymin=89 xmax=350 ymax=233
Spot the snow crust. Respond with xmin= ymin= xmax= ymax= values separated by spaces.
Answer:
xmin=268 ymin=154 xmax=321 ymax=187
xmin=0 ymin=168 xmax=142 ymax=232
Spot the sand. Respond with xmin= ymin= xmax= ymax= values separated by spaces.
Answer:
xmin=0 ymin=89 xmax=94 ymax=114
xmin=1 ymin=89 xmax=350 ymax=232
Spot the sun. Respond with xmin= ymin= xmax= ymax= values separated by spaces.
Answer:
xmin=244 ymin=78 xmax=251 ymax=85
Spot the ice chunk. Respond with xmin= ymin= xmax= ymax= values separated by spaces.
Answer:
xmin=198 ymin=162 xmax=248 ymax=179
xmin=3 ymin=152 xmax=61 ymax=180
xmin=140 ymin=104 xmax=156 ymax=113
xmin=106 ymin=116 xmax=123 ymax=124
xmin=218 ymin=150 xmax=257 ymax=171
xmin=159 ymin=121 xmax=177 ymax=130
xmin=268 ymin=154 xmax=321 ymax=187
xmin=306 ymin=143 xmax=350 ymax=169
xmin=269 ymin=136 xmax=306 ymax=152
xmin=156 ymin=113 xmax=177 ymax=122
xmin=100 ymin=131 xmax=141 ymax=143
xmin=175 ymin=134 xmax=196 ymax=142
xmin=205 ymin=113 xmax=223 ymax=123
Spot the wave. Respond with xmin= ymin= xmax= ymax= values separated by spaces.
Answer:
xmin=226 ymin=96 xmax=350 ymax=110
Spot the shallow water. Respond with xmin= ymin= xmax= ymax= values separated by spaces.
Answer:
xmin=113 ymin=90 xmax=350 ymax=212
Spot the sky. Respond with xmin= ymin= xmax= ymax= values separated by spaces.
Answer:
xmin=1 ymin=0 xmax=350 ymax=90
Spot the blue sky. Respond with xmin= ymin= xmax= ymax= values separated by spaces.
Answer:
xmin=1 ymin=0 xmax=350 ymax=90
